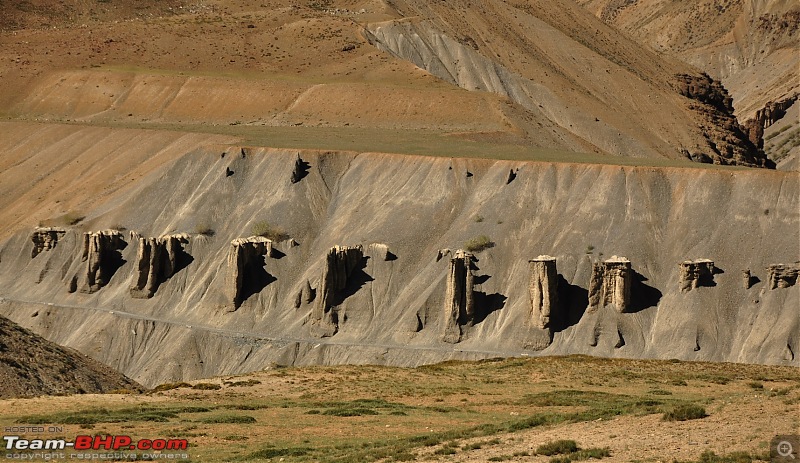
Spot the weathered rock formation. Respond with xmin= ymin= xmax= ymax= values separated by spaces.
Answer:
xmin=80 ymin=230 xmax=126 ymax=293
xmin=367 ymin=243 xmax=394 ymax=261
xmin=30 ymin=227 xmax=65 ymax=258
xmin=310 ymin=245 xmax=364 ymax=337
xmin=226 ymin=236 xmax=273 ymax=308
xmin=529 ymin=256 xmax=558 ymax=330
xmin=767 ymin=263 xmax=799 ymax=289
xmin=588 ymin=256 xmax=631 ymax=313
xmin=130 ymin=234 xmax=190 ymax=299
xmin=742 ymin=269 xmax=753 ymax=289
xmin=675 ymin=73 xmax=768 ymax=167
xmin=290 ymin=156 xmax=310 ymax=184
xmin=679 ymin=259 xmax=715 ymax=292
xmin=743 ymin=94 xmax=799 ymax=149
xmin=442 ymin=250 xmax=475 ymax=343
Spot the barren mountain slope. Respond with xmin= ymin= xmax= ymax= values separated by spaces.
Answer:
xmin=0 ymin=0 xmax=767 ymax=166
xmin=0 ymin=314 xmax=143 ymax=398
xmin=0 ymin=125 xmax=795 ymax=387
xmin=578 ymin=0 xmax=800 ymax=168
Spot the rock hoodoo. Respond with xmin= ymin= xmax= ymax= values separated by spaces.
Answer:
xmin=588 ymin=256 xmax=631 ymax=313
xmin=679 ymin=259 xmax=715 ymax=292
xmin=529 ymin=256 xmax=558 ymax=330
xmin=130 ymin=234 xmax=190 ymax=299
xmin=80 ymin=230 xmax=126 ymax=293
xmin=290 ymin=156 xmax=310 ymax=184
xmin=767 ymin=263 xmax=799 ymax=289
xmin=442 ymin=250 xmax=475 ymax=343
xmin=226 ymin=236 xmax=273 ymax=308
xmin=30 ymin=227 xmax=66 ymax=258
xmin=310 ymin=245 xmax=364 ymax=337
xmin=742 ymin=269 xmax=753 ymax=289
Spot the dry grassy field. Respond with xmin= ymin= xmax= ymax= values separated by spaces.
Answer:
xmin=1 ymin=356 xmax=798 ymax=462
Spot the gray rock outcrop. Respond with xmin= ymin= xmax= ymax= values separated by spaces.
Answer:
xmin=767 ymin=263 xmax=799 ymax=289
xmin=588 ymin=256 xmax=631 ymax=313
xmin=226 ymin=236 xmax=273 ymax=308
xmin=529 ymin=255 xmax=558 ymax=330
xmin=310 ymin=245 xmax=364 ymax=337
xmin=130 ymin=234 xmax=190 ymax=299
xmin=80 ymin=230 xmax=126 ymax=293
xmin=30 ymin=227 xmax=66 ymax=258
xmin=679 ymin=259 xmax=715 ymax=292
xmin=442 ymin=250 xmax=475 ymax=343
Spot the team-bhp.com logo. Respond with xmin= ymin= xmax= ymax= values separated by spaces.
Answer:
xmin=5 ymin=435 xmax=188 ymax=451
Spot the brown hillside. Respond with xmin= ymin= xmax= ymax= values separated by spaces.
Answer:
xmin=577 ymin=0 xmax=800 ymax=168
xmin=0 ymin=0 xmax=767 ymax=166
xmin=0 ymin=313 xmax=143 ymax=398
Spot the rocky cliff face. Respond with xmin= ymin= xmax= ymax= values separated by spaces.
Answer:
xmin=742 ymin=94 xmax=799 ymax=149
xmin=675 ymin=73 xmax=769 ymax=167
xmin=0 ymin=147 xmax=796 ymax=387
xmin=768 ymin=263 xmax=799 ymax=290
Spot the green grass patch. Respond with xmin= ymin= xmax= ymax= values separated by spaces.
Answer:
xmin=662 ymin=404 xmax=707 ymax=421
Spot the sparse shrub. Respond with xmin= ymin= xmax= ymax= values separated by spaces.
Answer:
xmin=199 ymin=414 xmax=256 ymax=424
xmin=107 ymin=388 xmax=135 ymax=395
xmin=464 ymin=235 xmax=493 ymax=252
xmin=662 ymin=404 xmax=707 ymax=421
xmin=434 ymin=445 xmax=457 ymax=455
xmin=537 ymin=439 xmax=578 ymax=455
xmin=223 ymin=435 xmax=248 ymax=441
xmin=251 ymin=220 xmax=289 ymax=242
xmin=474 ymin=214 xmax=484 ymax=222
xmin=59 ymin=211 xmax=85 ymax=226
xmin=192 ymin=382 xmax=221 ymax=391
xmin=194 ymin=224 xmax=215 ymax=236
xmin=151 ymin=382 xmax=192 ymax=393
xmin=747 ymin=381 xmax=763 ymax=390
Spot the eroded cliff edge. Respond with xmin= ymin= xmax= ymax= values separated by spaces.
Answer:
xmin=0 ymin=145 xmax=797 ymax=387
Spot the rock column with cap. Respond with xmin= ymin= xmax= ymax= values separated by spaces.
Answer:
xmin=226 ymin=236 xmax=272 ymax=308
xmin=588 ymin=256 xmax=631 ymax=313
xmin=80 ymin=230 xmax=125 ymax=293
xmin=442 ymin=250 xmax=474 ymax=343
xmin=679 ymin=259 xmax=714 ymax=292
xmin=529 ymin=255 xmax=558 ymax=330
xmin=311 ymin=245 xmax=364 ymax=337
xmin=130 ymin=234 xmax=189 ymax=298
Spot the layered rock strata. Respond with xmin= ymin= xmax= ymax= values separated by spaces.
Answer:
xmin=767 ymin=263 xmax=799 ymax=289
